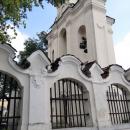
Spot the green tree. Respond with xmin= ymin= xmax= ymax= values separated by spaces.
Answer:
xmin=18 ymin=31 xmax=48 ymax=63
xmin=0 ymin=0 xmax=42 ymax=44
xmin=47 ymin=0 xmax=66 ymax=7
xmin=0 ymin=0 xmax=61 ymax=44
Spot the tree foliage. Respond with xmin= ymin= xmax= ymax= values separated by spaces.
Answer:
xmin=18 ymin=31 xmax=48 ymax=63
xmin=47 ymin=0 xmax=66 ymax=7
xmin=0 ymin=0 xmax=42 ymax=44
xmin=0 ymin=0 xmax=61 ymax=44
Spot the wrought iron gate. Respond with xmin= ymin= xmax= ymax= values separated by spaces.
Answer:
xmin=50 ymin=79 xmax=89 ymax=129
xmin=0 ymin=71 xmax=21 ymax=130
xmin=107 ymin=84 xmax=130 ymax=124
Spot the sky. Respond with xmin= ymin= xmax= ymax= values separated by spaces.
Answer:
xmin=11 ymin=0 xmax=130 ymax=70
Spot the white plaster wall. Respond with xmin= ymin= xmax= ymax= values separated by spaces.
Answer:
xmin=1 ymin=44 xmax=130 ymax=130
xmin=0 ymin=44 xmax=30 ymax=130
xmin=92 ymin=5 xmax=116 ymax=67
xmin=106 ymin=22 xmax=116 ymax=65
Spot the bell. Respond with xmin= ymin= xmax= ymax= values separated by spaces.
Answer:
xmin=84 ymin=49 xmax=88 ymax=53
xmin=80 ymin=42 xmax=86 ymax=49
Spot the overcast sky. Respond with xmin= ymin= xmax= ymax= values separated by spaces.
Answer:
xmin=11 ymin=0 xmax=130 ymax=70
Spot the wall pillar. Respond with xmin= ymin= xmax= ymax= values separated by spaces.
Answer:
xmin=92 ymin=83 xmax=111 ymax=128
xmin=27 ymin=51 xmax=51 ymax=130
xmin=28 ymin=75 xmax=51 ymax=130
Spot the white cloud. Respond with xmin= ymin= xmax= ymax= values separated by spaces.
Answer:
xmin=114 ymin=33 xmax=130 ymax=70
xmin=8 ymin=28 xmax=28 ymax=52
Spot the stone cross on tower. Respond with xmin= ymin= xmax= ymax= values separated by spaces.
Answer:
xmin=47 ymin=0 xmax=116 ymax=67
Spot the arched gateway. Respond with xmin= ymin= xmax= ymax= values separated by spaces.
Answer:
xmin=50 ymin=78 xmax=92 ymax=129
xmin=0 ymin=71 xmax=22 ymax=130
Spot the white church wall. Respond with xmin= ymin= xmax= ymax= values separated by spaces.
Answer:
xmin=106 ymin=16 xmax=116 ymax=65
xmin=91 ymin=1 xmax=116 ymax=67
xmin=1 ymin=44 xmax=130 ymax=130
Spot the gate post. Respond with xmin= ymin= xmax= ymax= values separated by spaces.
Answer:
xmin=88 ymin=63 xmax=111 ymax=128
xmin=28 ymin=75 xmax=51 ymax=130
xmin=92 ymin=83 xmax=111 ymax=128
xmin=27 ymin=51 xmax=51 ymax=130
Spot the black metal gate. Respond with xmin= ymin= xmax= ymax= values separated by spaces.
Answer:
xmin=50 ymin=79 xmax=89 ymax=129
xmin=0 ymin=71 xmax=22 ymax=130
xmin=107 ymin=84 xmax=130 ymax=124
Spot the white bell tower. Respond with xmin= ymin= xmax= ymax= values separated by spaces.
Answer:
xmin=47 ymin=0 xmax=116 ymax=67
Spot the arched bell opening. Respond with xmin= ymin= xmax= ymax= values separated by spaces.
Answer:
xmin=78 ymin=25 xmax=87 ymax=53
xmin=50 ymin=78 xmax=93 ymax=129
xmin=0 ymin=71 xmax=22 ymax=130
xmin=59 ymin=28 xmax=67 ymax=56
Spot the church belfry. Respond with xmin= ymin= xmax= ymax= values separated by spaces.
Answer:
xmin=2 ymin=1 xmax=130 ymax=130
xmin=47 ymin=0 xmax=116 ymax=67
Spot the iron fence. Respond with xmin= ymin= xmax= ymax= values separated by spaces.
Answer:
xmin=107 ymin=84 xmax=130 ymax=124
xmin=50 ymin=79 xmax=89 ymax=129
xmin=0 ymin=72 xmax=21 ymax=130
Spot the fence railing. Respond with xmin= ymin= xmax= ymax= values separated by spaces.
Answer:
xmin=0 ymin=72 xmax=21 ymax=130
xmin=50 ymin=79 xmax=90 ymax=129
xmin=107 ymin=84 xmax=130 ymax=124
